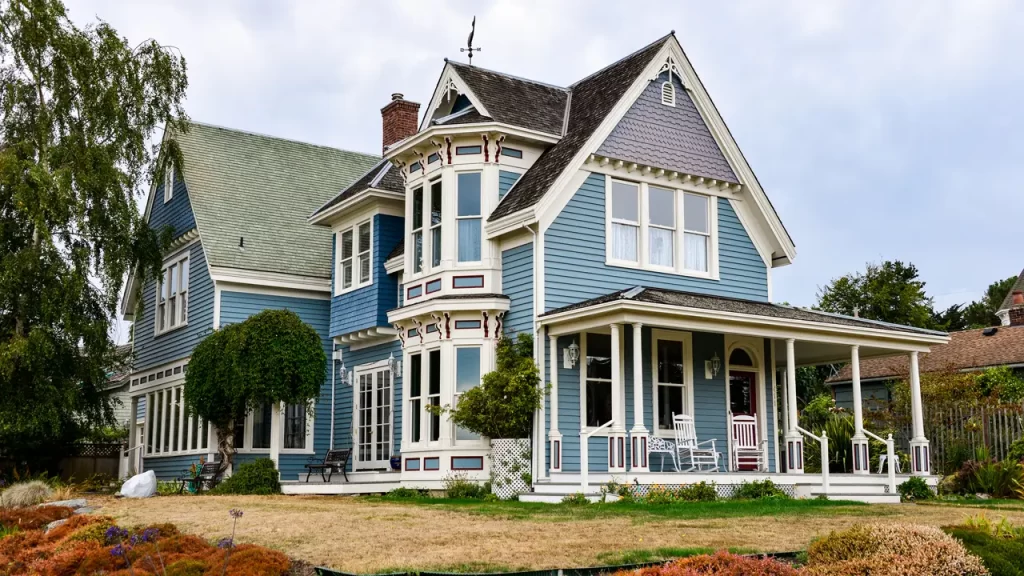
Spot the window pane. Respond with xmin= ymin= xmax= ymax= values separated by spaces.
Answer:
xmin=730 ymin=348 xmax=754 ymax=366
xmin=412 ymin=187 xmax=423 ymax=229
xmin=684 ymin=193 xmax=709 ymax=233
xmin=657 ymin=340 xmax=684 ymax=384
xmin=162 ymin=269 xmax=170 ymax=300
xmin=180 ymin=260 xmax=189 ymax=291
xmin=684 ymin=233 xmax=708 ymax=272
xmin=409 ymin=354 xmax=421 ymax=397
xmin=586 ymin=381 xmax=612 ymax=427
xmin=343 ymin=262 xmax=353 ymax=289
xmin=410 ymin=399 xmax=421 ymax=443
xmin=586 ymin=334 xmax=612 ymax=380
xmin=341 ymin=230 xmax=353 ymax=259
xmin=658 ymin=385 xmax=684 ymax=429
xmin=457 ymin=173 xmax=481 ymax=216
xmin=190 ymin=410 xmax=199 ymax=450
xmin=359 ymin=255 xmax=370 ymax=284
xmin=172 ymin=388 xmax=181 ymax=451
xmin=456 ymin=347 xmax=481 ymax=393
xmin=611 ymin=223 xmax=638 ymax=262
xmin=163 ymin=391 xmax=172 ymax=452
xmin=457 ymin=219 xmax=481 ymax=262
xmin=729 ymin=375 xmax=753 ymax=415
xmin=649 ymin=187 xmax=675 ymax=228
xmin=252 ymin=403 xmax=272 ymax=449
xmin=170 ymin=265 xmax=178 ymax=296
xmin=611 ymin=181 xmax=638 ymax=222
xmin=428 ymin=350 xmax=441 ymax=395
xmin=429 ymin=397 xmax=440 ymax=442
xmin=413 ymin=231 xmax=423 ymax=273
xmin=431 ymin=227 xmax=442 ymax=267
xmin=649 ymin=227 xmax=673 ymax=267
xmin=284 ymin=403 xmax=306 ymax=449
xmin=430 ymin=181 xmax=442 ymax=225
xmin=358 ymin=222 xmax=371 ymax=252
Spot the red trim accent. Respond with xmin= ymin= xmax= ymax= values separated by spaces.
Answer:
xmin=552 ymin=440 xmax=561 ymax=470
xmin=450 ymin=456 xmax=484 ymax=471
xmin=444 ymin=313 xmax=451 ymax=339
xmin=407 ymin=284 xmax=422 ymax=299
xmin=452 ymin=275 xmax=485 ymax=289
xmin=618 ymin=437 xmax=625 ymax=469
xmin=482 ymin=134 xmax=489 ymax=162
xmin=641 ymin=437 xmax=648 ymax=468
xmin=423 ymin=457 xmax=440 ymax=471
xmin=425 ymin=279 xmax=442 ymax=294
xmin=482 ymin=312 xmax=489 ymax=338
xmin=454 ymin=320 xmax=481 ymax=330
xmin=445 ymin=136 xmax=452 ymax=164
xmin=404 ymin=458 xmax=421 ymax=471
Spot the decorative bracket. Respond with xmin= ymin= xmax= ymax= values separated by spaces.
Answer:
xmin=482 ymin=311 xmax=490 ymax=338
xmin=411 ymin=318 xmax=424 ymax=344
xmin=394 ymin=323 xmax=406 ymax=347
xmin=444 ymin=136 xmax=453 ymax=164
xmin=654 ymin=56 xmax=684 ymax=85
xmin=430 ymin=313 xmax=444 ymax=340
xmin=494 ymin=311 xmax=505 ymax=338
xmin=482 ymin=134 xmax=490 ymax=162
xmin=444 ymin=312 xmax=451 ymax=339
xmin=494 ymin=135 xmax=505 ymax=164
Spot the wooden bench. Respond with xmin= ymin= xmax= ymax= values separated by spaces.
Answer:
xmin=176 ymin=461 xmax=223 ymax=494
xmin=305 ymin=449 xmax=351 ymax=482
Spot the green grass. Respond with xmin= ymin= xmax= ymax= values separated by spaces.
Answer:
xmin=921 ymin=499 xmax=1024 ymax=511
xmin=361 ymin=496 xmax=881 ymax=523
xmin=594 ymin=546 xmax=758 ymax=565
xmin=369 ymin=562 xmax=526 ymax=574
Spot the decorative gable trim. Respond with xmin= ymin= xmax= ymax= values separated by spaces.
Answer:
xmin=421 ymin=64 xmax=492 ymax=131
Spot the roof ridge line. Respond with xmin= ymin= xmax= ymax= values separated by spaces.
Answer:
xmin=186 ymin=120 xmax=380 ymax=160
xmin=569 ymin=32 xmax=674 ymax=88
xmin=448 ymin=61 xmax=569 ymax=92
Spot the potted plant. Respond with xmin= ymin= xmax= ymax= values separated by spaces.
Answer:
xmin=428 ymin=333 xmax=546 ymax=499
xmin=390 ymin=455 xmax=401 ymax=471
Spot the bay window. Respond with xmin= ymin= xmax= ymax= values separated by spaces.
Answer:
xmin=408 ymin=353 xmax=422 ymax=443
xmin=156 ymin=254 xmax=189 ymax=335
xmin=457 ymin=172 xmax=482 ymax=263
xmin=584 ymin=333 xmax=613 ymax=427
xmin=144 ymin=384 xmax=209 ymax=456
xmin=337 ymin=219 xmax=372 ymax=293
xmin=610 ymin=181 xmax=639 ymax=263
xmin=428 ymin=349 xmax=441 ymax=441
xmin=454 ymin=346 xmax=482 ymax=440
xmin=412 ymin=186 xmax=424 ymax=274
xmin=430 ymin=180 xmax=442 ymax=267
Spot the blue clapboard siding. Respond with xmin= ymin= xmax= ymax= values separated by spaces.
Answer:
xmin=555 ymin=335 xmax=582 ymax=471
xmin=498 ymin=170 xmax=521 ymax=200
xmin=691 ymin=332 xmax=728 ymax=453
xmin=501 ymin=243 xmax=533 ymax=336
xmin=142 ymin=454 xmax=200 ymax=480
xmin=544 ymin=173 xmax=767 ymax=311
xmin=833 ymin=381 xmax=891 ymax=412
xmin=219 ymin=290 xmax=332 ymax=480
xmin=334 ymin=340 xmax=403 ymax=472
xmin=330 ymin=214 xmax=403 ymax=337
xmin=150 ymin=167 xmax=196 ymax=240
xmin=133 ymin=242 xmax=215 ymax=371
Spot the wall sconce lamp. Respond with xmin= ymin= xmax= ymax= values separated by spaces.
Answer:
xmin=388 ymin=352 xmax=400 ymax=375
xmin=339 ymin=362 xmax=350 ymax=386
xmin=564 ymin=339 xmax=581 ymax=369
xmin=705 ymin=352 xmax=721 ymax=379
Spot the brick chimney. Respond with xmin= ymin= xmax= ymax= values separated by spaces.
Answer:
xmin=1010 ymin=291 xmax=1024 ymax=326
xmin=380 ymin=93 xmax=420 ymax=154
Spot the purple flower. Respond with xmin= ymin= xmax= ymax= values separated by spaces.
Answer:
xmin=142 ymin=528 xmax=160 ymax=542
xmin=229 ymin=509 xmax=243 ymax=519
xmin=105 ymin=526 xmax=128 ymax=543
xmin=217 ymin=537 xmax=234 ymax=549
xmin=110 ymin=543 xmax=131 ymax=557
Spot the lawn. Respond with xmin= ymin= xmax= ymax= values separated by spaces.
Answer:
xmin=88 ymin=495 xmax=1024 ymax=573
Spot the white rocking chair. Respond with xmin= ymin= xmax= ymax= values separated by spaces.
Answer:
xmin=729 ymin=412 xmax=767 ymax=472
xmin=672 ymin=414 xmax=721 ymax=472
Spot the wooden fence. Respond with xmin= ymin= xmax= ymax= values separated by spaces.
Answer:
xmin=923 ymin=405 xmax=1024 ymax=474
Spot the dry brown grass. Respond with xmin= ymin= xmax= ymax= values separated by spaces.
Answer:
xmin=87 ymin=495 xmax=1024 ymax=573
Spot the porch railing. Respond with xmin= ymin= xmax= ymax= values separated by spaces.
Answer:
xmin=797 ymin=426 xmax=828 ymax=495
xmin=863 ymin=429 xmax=898 ymax=494
xmin=580 ymin=420 xmax=614 ymax=495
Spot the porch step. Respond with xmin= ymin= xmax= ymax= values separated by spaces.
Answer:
xmin=519 ymin=493 xmax=615 ymax=504
xmin=796 ymin=482 xmax=888 ymax=495
xmin=811 ymin=492 xmax=900 ymax=504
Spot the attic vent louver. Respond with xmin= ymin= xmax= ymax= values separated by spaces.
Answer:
xmin=661 ymin=81 xmax=675 ymax=107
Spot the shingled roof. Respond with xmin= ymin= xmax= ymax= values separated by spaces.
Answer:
xmin=311 ymin=159 xmax=405 ymax=219
xmin=998 ymin=269 xmax=1024 ymax=315
xmin=447 ymin=61 xmax=568 ymax=136
xmin=175 ymin=122 xmax=378 ymax=279
xmin=489 ymin=34 xmax=672 ymax=221
xmin=828 ymin=325 xmax=1024 ymax=383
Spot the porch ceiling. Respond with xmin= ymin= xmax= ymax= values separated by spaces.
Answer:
xmin=772 ymin=339 xmax=912 ymax=368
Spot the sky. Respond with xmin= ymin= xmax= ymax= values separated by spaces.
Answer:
xmin=62 ymin=0 xmax=1024 ymax=341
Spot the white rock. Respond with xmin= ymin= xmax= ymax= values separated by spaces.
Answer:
xmin=45 ymin=519 xmax=68 ymax=532
xmin=44 ymin=498 xmax=88 ymax=509
xmin=120 ymin=470 xmax=158 ymax=498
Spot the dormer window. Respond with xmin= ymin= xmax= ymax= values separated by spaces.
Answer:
xmin=164 ymin=163 xmax=175 ymax=203
xmin=337 ymin=219 xmax=373 ymax=293
xmin=661 ymin=81 xmax=675 ymax=107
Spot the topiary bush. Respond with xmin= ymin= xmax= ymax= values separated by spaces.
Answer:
xmin=898 ymin=476 xmax=934 ymax=501
xmin=946 ymin=526 xmax=1024 ymax=576
xmin=805 ymin=523 xmax=987 ymax=576
xmin=0 ymin=481 xmax=53 ymax=507
xmin=734 ymin=479 xmax=788 ymax=500
xmin=614 ymin=550 xmax=799 ymax=576
xmin=210 ymin=458 xmax=281 ymax=495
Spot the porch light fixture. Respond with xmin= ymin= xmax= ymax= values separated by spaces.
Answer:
xmin=706 ymin=352 xmax=721 ymax=378
xmin=565 ymin=339 xmax=581 ymax=369
xmin=338 ymin=362 xmax=349 ymax=386
xmin=388 ymin=352 xmax=400 ymax=375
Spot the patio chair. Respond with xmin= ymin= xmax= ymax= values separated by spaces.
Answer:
xmin=729 ymin=412 xmax=767 ymax=472
xmin=176 ymin=460 xmax=223 ymax=495
xmin=672 ymin=414 xmax=721 ymax=472
xmin=304 ymin=448 xmax=351 ymax=482
xmin=647 ymin=436 xmax=679 ymax=472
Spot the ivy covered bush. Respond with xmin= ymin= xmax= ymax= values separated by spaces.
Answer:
xmin=211 ymin=458 xmax=281 ymax=495
xmin=734 ymin=479 xmax=788 ymax=500
xmin=804 ymin=523 xmax=986 ymax=576
xmin=898 ymin=477 xmax=934 ymax=501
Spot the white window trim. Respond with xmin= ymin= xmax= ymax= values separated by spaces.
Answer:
xmin=143 ymin=382 xmax=211 ymax=458
xmin=163 ymin=165 xmax=174 ymax=203
xmin=650 ymin=329 xmax=695 ymax=438
xmin=455 ymin=170 xmax=483 ymax=265
xmin=154 ymin=250 xmax=190 ymax=337
xmin=411 ymin=185 xmax=425 ymax=275
xmin=452 ymin=344 xmax=484 ymax=445
xmin=335 ymin=219 xmax=373 ymax=296
xmin=428 ymin=178 xmax=443 ymax=269
xmin=604 ymin=176 xmax=719 ymax=280
xmin=580 ymin=331 xmax=615 ymax=436
xmin=281 ymin=400 xmax=315 ymax=455
xmin=352 ymin=360 xmax=395 ymax=468
xmin=406 ymin=345 xmax=444 ymax=448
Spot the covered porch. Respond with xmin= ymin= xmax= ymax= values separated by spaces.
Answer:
xmin=531 ymin=286 xmax=949 ymax=502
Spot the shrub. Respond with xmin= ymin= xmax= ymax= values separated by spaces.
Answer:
xmin=211 ymin=458 xmax=281 ymax=495
xmin=947 ymin=526 xmax=1024 ymax=576
xmin=677 ymin=482 xmax=717 ymax=502
xmin=898 ymin=476 xmax=934 ymax=501
xmin=0 ymin=480 xmax=53 ymax=507
xmin=0 ymin=505 xmax=73 ymax=530
xmin=442 ymin=472 xmax=488 ymax=499
xmin=734 ymin=479 xmax=788 ymax=500
xmin=383 ymin=487 xmax=428 ymax=500
xmin=1009 ymin=438 xmax=1024 ymax=464
xmin=975 ymin=460 xmax=1024 ymax=499
xmin=615 ymin=550 xmax=799 ymax=576
xmin=805 ymin=523 xmax=987 ymax=576
xmin=561 ymin=493 xmax=590 ymax=505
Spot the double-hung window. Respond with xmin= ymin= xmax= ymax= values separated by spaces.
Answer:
xmin=610 ymin=181 xmax=639 ymax=263
xmin=454 ymin=346 xmax=482 ymax=440
xmin=163 ymin=164 xmax=174 ymax=203
xmin=456 ymin=172 xmax=482 ymax=263
xmin=284 ymin=403 xmax=307 ymax=449
xmin=683 ymin=193 xmax=710 ymax=273
xmin=427 ymin=349 xmax=441 ymax=441
xmin=408 ymin=353 xmax=422 ymax=443
xmin=655 ymin=338 xmax=686 ymax=433
xmin=648 ymin=186 xmax=675 ymax=268
xmin=584 ymin=333 xmax=613 ymax=428
xmin=337 ymin=220 xmax=372 ymax=292
xmin=411 ymin=187 xmax=424 ymax=274
xmin=156 ymin=254 xmax=189 ymax=334
xmin=430 ymin=180 xmax=442 ymax=267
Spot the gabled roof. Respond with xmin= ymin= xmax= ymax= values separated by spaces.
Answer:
xmin=998 ymin=269 xmax=1024 ymax=314
xmin=828 ymin=325 xmax=1024 ymax=383
xmin=489 ymin=34 xmax=671 ymax=221
xmin=174 ymin=122 xmax=378 ymax=279
xmin=444 ymin=62 xmax=568 ymax=136
xmin=310 ymin=159 xmax=405 ymax=220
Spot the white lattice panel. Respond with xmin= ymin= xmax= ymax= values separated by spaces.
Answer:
xmin=490 ymin=438 xmax=531 ymax=500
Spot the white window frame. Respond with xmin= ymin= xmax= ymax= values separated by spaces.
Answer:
xmin=455 ymin=171 xmax=483 ymax=265
xmin=163 ymin=164 xmax=175 ymax=203
xmin=143 ymin=382 xmax=210 ymax=457
xmin=411 ymin=185 xmax=425 ymax=274
xmin=281 ymin=400 xmax=315 ymax=454
xmin=580 ymin=331 xmax=616 ymax=435
xmin=352 ymin=361 xmax=395 ymax=468
xmin=453 ymin=344 xmax=482 ymax=443
xmin=429 ymin=178 xmax=443 ymax=269
xmin=335 ymin=219 xmax=373 ymax=295
xmin=650 ymin=329 xmax=695 ymax=438
xmin=607 ymin=179 xmax=640 ymax=266
xmin=604 ymin=176 xmax=718 ymax=279
xmin=154 ymin=251 xmax=189 ymax=336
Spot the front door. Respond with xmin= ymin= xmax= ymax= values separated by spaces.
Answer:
xmin=355 ymin=367 xmax=393 ymax=470
xmin=729 ymin=371 xmax=758 ymax=470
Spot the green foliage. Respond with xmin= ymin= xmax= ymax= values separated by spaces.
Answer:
xmin=210 ymin=458 xmax=281 ymax=495
xmin=383 ymin=487 xmax=429 ymax=500
xmin=185 ymin=309 xmax=326 ymax=468
xmin=962 ymin=276 xmax=1021 ymax=330
xmin=639 ymin=483 xmax=718 ymax=505
xmin=442 ymin=472 xmax=489 ymax=499
xmin=0 ymin=524 xmax=19 ymax=539
xmin=0 ymin=0 xmax=188 ymax=468
xmin=430 ymin=334 xmax=544 ymax=439
xmin=560 ymin=493 xmax=590 ymax=505
xmin=156 ymin=480 xmax=181 ymax=496
xmin=898 ymin=477 xmax=934 ymax=501
xmin=1008 ymin=438 xmax=1024 ymax=463
xmin=974 ymin=460 xmax=1024 ymax=499
xmin=733 ymin=479 xmax=788 ymax=500
xmin=947 ymin=526 xmax=1024 ymax=576
xmin=977 ymin=366 xmax=1024 ymax=403
xmin=817 ymin=260 xmax=937 ymax=329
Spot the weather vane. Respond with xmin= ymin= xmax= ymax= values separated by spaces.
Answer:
xmin=460 ymin=16 xmax=481 ymax=65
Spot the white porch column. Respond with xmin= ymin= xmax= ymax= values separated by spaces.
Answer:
xmin=126 ymin=396 xmax=140 ymax=476
xmin=608 ymin=323 xmax=626 ymax=472
xmin=784 ymin=338 xmax=804 ymax=474
xmin=908 ymin=351 xmax=931 ymax=475
xmin=850 ymin=345 xmax=870 ymax=475
xmin=630 ymin=322 xmax=649 ymax=472
xmin=269 ymin=402 xmax=282 ymax=479
xmin=537 ymin=328 xmax=546 ymax=481
xmin=548 ymin=334 xmax=562 ymax=472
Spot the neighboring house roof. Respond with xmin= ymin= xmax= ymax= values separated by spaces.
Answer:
xmin=997 ymin=269 xmax=1024 ymax=316
xmin=541 ymin=285 xmax=946 ymax=337
xmin=489 ymin=34 xmax=671 ymax=221
xmin=386 ymin=239 xmax=404 ymax=261
xmin=445 ymin=61 xmax=568 ymax=136
xmin=310 ymin=159 xmax=405 ymax=218
xmin=828 ymin=325 xmax=1024 ymax=384
xmin=175 ymin=122 xmax=379 ymax=279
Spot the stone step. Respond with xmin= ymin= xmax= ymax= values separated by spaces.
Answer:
xmin=811 ymin=492 xmax=900 ymax=504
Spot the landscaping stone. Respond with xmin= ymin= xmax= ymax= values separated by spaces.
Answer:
xmin=44 ymin=498 xmax=88 ymax=509
xmin=73 ymin=506 xmax=97 ymax=514
xmin=44 ymin=519 xmax=67 ymax=532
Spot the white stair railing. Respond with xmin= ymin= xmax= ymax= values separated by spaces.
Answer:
xmin=580 ymin=420 xmax=614 ymax=495
xmin=863 ymin=429 xmax=898 ymax=494
xmin=797 ymin=426 xmax=828 ymax=495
